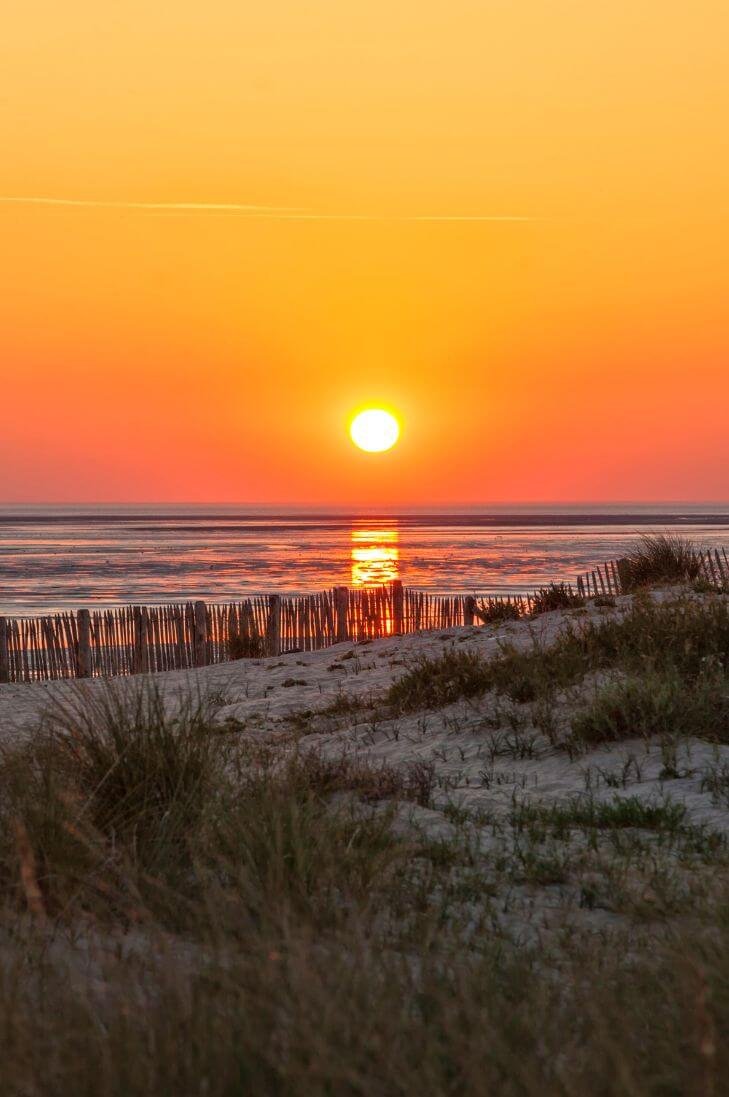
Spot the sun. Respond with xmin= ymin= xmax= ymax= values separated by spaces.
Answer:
xmin=349 ymin=409 xmax=400 ymax=453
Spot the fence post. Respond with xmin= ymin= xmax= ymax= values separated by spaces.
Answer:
xmin=463 ymin=595 xmax=476 ymax=627
xmin=392 ymin=580 xmax=404 ymax=634
xmin=193 ymin=601 xmax=208 ymax=666
xmin=132 ymin=607 xmax=149 ymax=674
xmin=616 ymin=558 xmax=631 ymax=593
xmin=334 ymin=586 xmax=349 ymax=644
xmin=265 ymin=595 xmax=281 ymax=656
xmin=77 ymin=609 xmax=92 ymax=678
xmin=0 ymin=617 xmax=8 ymax=683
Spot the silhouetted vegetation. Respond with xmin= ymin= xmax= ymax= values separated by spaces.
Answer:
xmin=476 ymin=598 xmax=522 ymax=624
xmin=621 ymin=533 xmax=702 ymax=590
xmin=530 ymin=582 xmax=585 ymax=615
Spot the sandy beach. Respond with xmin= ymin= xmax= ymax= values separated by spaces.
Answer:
xmin=4 ymin=591 xmax=728 ymax=850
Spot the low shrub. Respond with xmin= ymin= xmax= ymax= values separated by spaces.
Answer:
xmin=386 ymin=649 xmax=493 ymax=712
xmin=476 ymin=598 xmax=522 ymax=624
xmin=530 ymin=583 xmax=585 ymax=615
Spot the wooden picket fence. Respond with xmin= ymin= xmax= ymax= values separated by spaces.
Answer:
xmin=0 ymin=583 xmax=470 ymax=685
xmin=574 ymin=546 xmax=729 ymax=599
xmin=1 ymin=546 xmax=727 ymax=685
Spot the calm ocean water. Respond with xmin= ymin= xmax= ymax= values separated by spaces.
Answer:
xmin=1 ymin=505 xmax=728 ymax=616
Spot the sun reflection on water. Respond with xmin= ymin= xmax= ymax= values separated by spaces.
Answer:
xmin=351 ymin=528 xmax=399 ymax=587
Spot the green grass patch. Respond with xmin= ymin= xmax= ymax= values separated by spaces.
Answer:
xmin=570 ymin=669 xmax=729 ymax=747
xmin=512 ymin=794 xmax=689 ymax=837
xmin=387 ymin=648 xmax=495 ymax=712
xmin=387 ymin=595 xmax=729 ymax=713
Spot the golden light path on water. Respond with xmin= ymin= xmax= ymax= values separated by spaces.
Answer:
xmin=350 ymin=528 xmax=399 ymax=587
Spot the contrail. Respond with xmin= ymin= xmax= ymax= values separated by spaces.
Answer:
xmin=0 ymin=196 xmax=304 ymax=213
xmin=0 ymin=195 xmax=533 ymax=221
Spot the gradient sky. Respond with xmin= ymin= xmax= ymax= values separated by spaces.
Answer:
xmin=2 ymin=2 xmax=728 ymax=504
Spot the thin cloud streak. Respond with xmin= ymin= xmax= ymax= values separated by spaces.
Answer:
xmin=0 ymin=195 xmax=533 ymax=221
xmin=0 ymin=196 xmax=304 ymax=212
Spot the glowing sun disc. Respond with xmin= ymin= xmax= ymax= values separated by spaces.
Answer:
xmin=350 ymin=409 xmax=400 ymax=452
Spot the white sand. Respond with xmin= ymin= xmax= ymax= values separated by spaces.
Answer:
xmin=2 ymin=593 xmax=727 ymax=838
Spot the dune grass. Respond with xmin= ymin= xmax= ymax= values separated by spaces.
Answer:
xmin=386 ymin=648 xmax=495 ymax=712
xmin=3 ymin=913 xmax=729 ymax=1097
xmin=475 ymin=597 xmax=522 ymax=624
xmin=387 ymin=594 xmax=729 ymax=712
xmin=4 ymin=587 xmax=729 ymax=1094
xmin=511 ymin=794 xmax=690 ymax=835
xmin=571 ymin=668 xmax=729 ymax=747
xmin=530 ymin=582 xmax=585 ymax=615
xmin=0 ymin=682 xmax=427 ymax=930
xmin=622 ymin=533 xmax=703 ymax=590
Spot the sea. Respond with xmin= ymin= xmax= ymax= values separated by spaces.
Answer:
xmin=1 ymin=504 xmax=728 ymax=617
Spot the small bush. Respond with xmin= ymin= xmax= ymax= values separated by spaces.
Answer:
xmin=477 ymin=598 xmax=522 ymax=624
xmin=592 ymin=595 xmax=616 ymax=608
xmin=386 ymin=649 xmax=493 ymax=712
xmin=621 ymin=533 xmax=701 ymax=590
xmin=570 ymin=669 xmax=729 ymax=747
xmin=530 ymin=583 xmax=585 ymax=615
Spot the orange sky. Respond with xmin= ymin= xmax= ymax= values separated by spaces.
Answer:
xmin=1 ymin=2 xmax=728 ymax=504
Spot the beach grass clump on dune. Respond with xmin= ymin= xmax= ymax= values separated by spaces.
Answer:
xmin=0 ymin=682 xmax=231 ymax=917
xmin=571 ymin=668 xmax=729 ymax=747
xmin=386 ymin=649 xmax=494 ymax=712
xmin=0 ymin=684 xmax=424 ymax=929
xmin=579 ymin=594 xmax=729 ymax=678
xmin=621 ymin=533 xmax=702 ymax=590
xmin=386 ymin=593 xmax=729 ymax=713
xmin=530 ymin=582 xmax=585 ymax=615
xmin=45 ymin=683 xmax=226 ymax=861
xmin=476 ymin=597 xmax=522 ymax=624
xmin=207 ymin=758 xmax=410 ymax=933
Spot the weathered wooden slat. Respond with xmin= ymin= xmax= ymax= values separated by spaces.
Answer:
xmin=4 ymin=545 xmax=727 ymax=685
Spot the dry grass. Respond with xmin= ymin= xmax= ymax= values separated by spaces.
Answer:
xmin=530 ymin=582 xmax=585 ymax=615
xmin=622 ymin=533 xmax=702 ymax=590
xmin=4 ymin=589 xmax=729 ymax=1094
xmin=476 ymin=597 xmax=522 ymax=624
